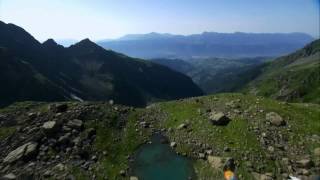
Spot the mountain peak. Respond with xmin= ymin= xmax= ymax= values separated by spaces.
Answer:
xmin=72 ymin=38 xmax=100 ymax=48
xmin=43 ymin=38 xmax=58 ymax=46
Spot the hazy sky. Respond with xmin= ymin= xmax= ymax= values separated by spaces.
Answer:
xmin=0 ymin=0 xmax=319 ymax=41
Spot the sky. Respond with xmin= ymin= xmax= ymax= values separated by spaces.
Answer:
xmin=0 ymin=0 xmax=319 ymax=41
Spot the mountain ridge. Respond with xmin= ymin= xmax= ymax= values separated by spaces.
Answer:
xmin=98 ymin=32 xmax=314 ymax=59
xmin=0 ymin=21 xmax=203 ymax=107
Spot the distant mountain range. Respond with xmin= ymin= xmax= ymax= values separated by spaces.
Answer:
xmin=0 ymin=21 xmax=203 ymax=107
xmin=98 ymin=32 xmax=314 ymax=59
xmin=152 ymin=39 xmax=320 ymax=104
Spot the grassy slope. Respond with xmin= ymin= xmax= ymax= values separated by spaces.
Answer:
xmin=0 ymin=94 xmax=319 ymax=179
xmin=147 ymin=93 xmax=320 ymax=179
xmin=245 ymin=40 xmax=320 ymax=104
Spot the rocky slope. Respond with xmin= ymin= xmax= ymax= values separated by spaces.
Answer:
xmin=0 ymin=93 xmax=319 ymax=179
xmin=0 ymin=21 xmax=203 ymax=107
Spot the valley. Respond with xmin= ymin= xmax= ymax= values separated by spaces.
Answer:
xmin=0 ymin=12 xmax=319 ymax=180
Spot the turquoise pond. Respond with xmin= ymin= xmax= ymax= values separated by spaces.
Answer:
xmin=131 ymin=134 xmax=196 ymax=180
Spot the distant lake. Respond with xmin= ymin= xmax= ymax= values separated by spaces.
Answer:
xmin=131 ymin=134 xmax=196 ymax=180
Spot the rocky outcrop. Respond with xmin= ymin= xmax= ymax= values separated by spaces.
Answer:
xmin=3 ymin=142 xmax=38 ymax=163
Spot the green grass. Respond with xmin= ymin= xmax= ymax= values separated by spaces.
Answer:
xmin=148 ymin=93 xmax=320 ymax=179
xmin=1 ymin=93 xmax=319 ymax=179
xmin=0 ymin=127 xmax=16 ymax=140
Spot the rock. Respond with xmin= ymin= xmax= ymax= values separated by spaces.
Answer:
xmin=224 ymin=146 xmax=230 ymax=152
xmin=42 ymin=121 xmax=59 ymax=135
xmin=266 ymin=112 xmax=286 ymax=126
xmin=209 ymin=112 xmax=231 ymax=126
xmin=67 ymin=119 xmax=83 ymax=130
xmin=207 ymin=156 xmax=223 ymax=169
xmin=58 ymin=133 xmax=71 ymax=145
xmin=109 ymin=100 xmax=114 ymax=105
xmin=177 ymin=123 xmax=188 ymax=130
xmin=252 ymin=172 xmax=273 ymax=180
xmin=43 ymin=170 xmax=52 ymax=178
xmin=54 ymin=163 xmax=66 ymax=171
xmin=91 ymin=155 xmax=98 ymax=161
xmin=198 ymin=153 xmax=206 ymax=159
xmin=314 ymin=147 xmax=320 ymax=156
xmin=267 ymin=146 xmax=274 ymax=153
xmin=130 ymin=176 xmax=138 ymax=180
xmin=139 ymin=121 xmax=149 ymax=128
xmin=170 ymin=142 xmax=177 ymax=148
xmin=205 ymin=149 xmax=213 ymax=155
xmin=2 ymin=173 xmax=16 ymax=180
xmin=86 ymin=128 xmax=96 ymax=138
xmin=56 ymin=104 xmax=68 ymax=113
xmin=296 ymin=159 xmax=314 ymax=168
xmin=3 ymin=142 xmax=38 ymax=163
xmin=119 ymin=170 xmax=126 ymax=176
xmin=28 ymin=112 xmax=37 ymax=120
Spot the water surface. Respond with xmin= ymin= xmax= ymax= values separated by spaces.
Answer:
xmin=131 ymin=134 xmax=196 ymax=180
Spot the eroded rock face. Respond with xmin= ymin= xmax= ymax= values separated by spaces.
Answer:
xmin=266 ymin=112 xmax=286 ymax=126
xmin=209 ymin=112 xmax=231 ymax=126
xmin=3 ymin=142 xmax=38 ymax=163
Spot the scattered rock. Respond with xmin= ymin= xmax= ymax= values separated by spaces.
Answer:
xmin=209 ymin=112 xmax=231 ymax=126
xmin=266 ymin=112 xmax=286 ymax=126
xmin=3 ymin=142 xmax=38 ymax=163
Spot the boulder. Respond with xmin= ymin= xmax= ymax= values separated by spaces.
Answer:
xmin=67 ymin=119 xmax=83 ymax=130
xmin=296 ymin=159 xmax=314 ymax=168
xmin=209 ymin=112 xmax=231 ymax=126
xmin=3 ymin=142 xmax=38 ymax=163
xmin=130 ymin=176 xmax=138 ymax=180
xmin=2 ymin=173 xmax=16 ymax=180
xmin=42 ymin=121 xmax=59 ymax=135
xmin=177 ymin=123 xmax=188 ymax=130
xmin=266 ymin=112 xmax=286 ymax=126
xmin=198 ymin=153 xmax=206 ymax=159
xmin=170 ymin=142 xmax=177 ymax=148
